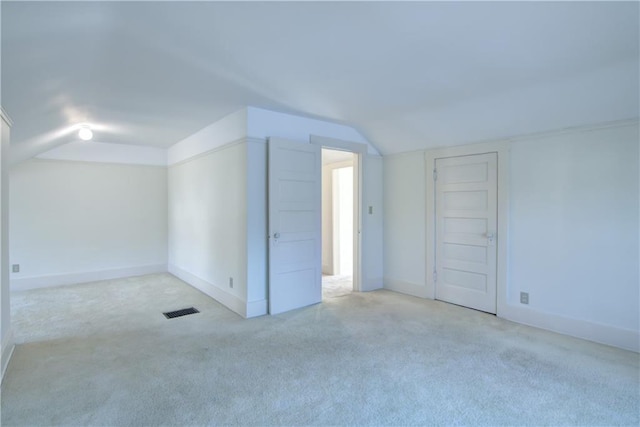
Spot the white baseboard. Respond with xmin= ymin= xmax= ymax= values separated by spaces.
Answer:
xmin=385 ymin=276 xmax=638 ymax=352
xmin=168 ymin=264 xmax=247 ymax=318
xmin=384 ymin=278 xmax=431 ymax=299
xmin=1 ymin=328 xmax=15 ymax=383
xmin=499 ymin=304 xmax=639 ymax=353
xmin=10 ymin=264 xmax=168 ymax=291
xmin=246 ymin=299 xmax=268 ymax=318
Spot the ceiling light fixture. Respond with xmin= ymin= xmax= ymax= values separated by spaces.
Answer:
xmin=78 ymin=124 xmax=93 ymax=141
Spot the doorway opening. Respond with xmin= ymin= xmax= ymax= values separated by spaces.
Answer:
xmin=321 ymin=148 xmax=355 ymax=299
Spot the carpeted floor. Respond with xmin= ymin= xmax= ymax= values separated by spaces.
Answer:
xmin=2 ymin=273 xmax=639 ymax=426
xmin=322 ymin=274 xmax=352 ymax=299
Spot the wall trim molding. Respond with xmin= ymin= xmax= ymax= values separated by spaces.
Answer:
xmin=245 ymin=137 xmax=267 ymax=145
xmin=384 ymin=279 xmax=639 ymax=351
xmin=384 ymin=149 xmax=428 ymax=160
xmin=500 ymin=117 xmax=639 ymax=145
xmin=11 ymin=264 xmax=167 ymax=291
xmin=168 ymin=264 xmax=247 ymax=318
xmin=1 ymin=328 xmax=15 ymax=383
xmin=386 ymin=118 xmax=640 ymax=159
xmin=24 ymin=157 xmax=167 ymax=170
xmin=35 ymin=142 xmax=167 ymax=167
xmin=500 ymin=304 xmax=639 ymax=352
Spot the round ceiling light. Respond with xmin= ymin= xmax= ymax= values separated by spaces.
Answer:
xmin=78 ymin=125 xmax=93 ymax=141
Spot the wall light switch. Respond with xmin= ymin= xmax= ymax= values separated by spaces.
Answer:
xmin=368 ymin=206 xmax=373 ymax=214
xmin=12 ymin=264 xmax=19 ymax=273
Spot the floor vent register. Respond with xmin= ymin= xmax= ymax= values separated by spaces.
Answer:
xmin=163 ymin=307 xmax=200 ymax=319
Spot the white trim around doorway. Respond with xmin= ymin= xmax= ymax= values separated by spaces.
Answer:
xmin=311 ymin=135 xmax=367 ymax=292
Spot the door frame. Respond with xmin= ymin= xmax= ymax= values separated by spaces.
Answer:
xmin=425 ymin=141 xmax=510 ymax=316
xmin=311 ymin=135 xmax=366 ymax=292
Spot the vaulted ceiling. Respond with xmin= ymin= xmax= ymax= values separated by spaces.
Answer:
xmin=2 ymin=1 xmax=638 ymax=156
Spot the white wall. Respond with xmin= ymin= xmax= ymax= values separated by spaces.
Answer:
xmin=168 ymin=109 xmax=247 ymax=165
xmin=507 ymin=123 xmax=639 ymax=341
xmin=1 ymin=110 xmax=13 ymax=379
xmin=383 ymin=121 xmax=640 ymax=350
xmin=383 ymin=152 xmax=427 ymax=296
xmin=322 ymin=162 xmax=334 ymax=275
xmin=245 ymin=139 xmax=268 ymax=317
xmin=361 ymin=155 xmax=384 ymax=291
xmin=168 ymin=142 xmax=250 ymax=317
xmin=10 ymin=160 xmax=168 ymax=290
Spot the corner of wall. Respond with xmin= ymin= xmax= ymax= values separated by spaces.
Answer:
xmin=168 ymin=264 xmax=247 ymax=318
xmin=246 ymin=299 xmax=267 ymax=318
xmin=167 ymin=108 xmax=249 ymax=165
xmin=1 ymin=110 xmax=12 ymax=383
xmin=167 ymin=137 xmax=257 ymax=318
xmin=245 ymin=139 xmax=268 ymax=315
xmin=382 ymin=151 xmax=427 ymax=297
xmin=1 ymin=327 xmax=15 ymax=383
xmin=383 ymin=279 xmax=430 ymax=298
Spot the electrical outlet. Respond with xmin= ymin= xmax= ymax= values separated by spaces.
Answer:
xmin=520 ymin=292 xmax=529 ymax=305
xmin=229 ymin=277 xmax=233 ymax=288
xmin=12 ymin=264 xmax=19 ymax=273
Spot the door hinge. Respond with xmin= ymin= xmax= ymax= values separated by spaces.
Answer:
xmin=433 ymin=270 xmax=438 ymax=282
xmin=433 ymin=169 xmax=438 ymax=181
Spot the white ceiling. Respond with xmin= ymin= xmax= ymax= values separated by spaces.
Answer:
xmin=2 ymin=1 xmax=638 ymax=156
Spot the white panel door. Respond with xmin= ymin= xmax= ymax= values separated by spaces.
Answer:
xmin=268 ymin=138 xmax=322 ymax=315
xmin=435 ymin=153 xmax=497 ymax=313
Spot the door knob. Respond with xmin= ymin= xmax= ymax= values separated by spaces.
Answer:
xmin=274 ymin=232 xmax=280 ymax=239
xmin=486 ymin=232 xmax=495 ymax=246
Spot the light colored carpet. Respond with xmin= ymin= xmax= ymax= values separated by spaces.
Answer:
xmin=322 ymin=275 xmax=352 ymax=299
xmin=2 ymin=273 xmax=638 ymax=426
